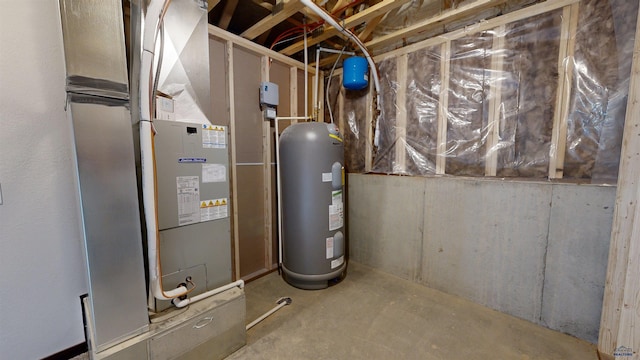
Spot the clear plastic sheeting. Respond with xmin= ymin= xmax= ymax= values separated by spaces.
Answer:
xmin=338 ymin=0 xmax=638 ymax=183
xmin=563 ymin=0 xmax=639 ymax=182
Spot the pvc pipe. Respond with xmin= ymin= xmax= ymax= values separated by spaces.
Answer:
xmin=298 ymin=0 xmax=381 ymax=111
xmin=274 ymin=116 xmax=310 ymax=267
xmin=317 ymin=47 xmax=356 ymax=55
xmin=246 ymin=297 xmax=292 ymax=330
xmin=140 ymin=0 xmax=187 ymax=301
xmin=303 ymin=21 xmax=309 ymax=120
xmin=313 ymin=47 xmax=357 ymax=120
xmin=313 ymin=47 xmax=320 ymax=119
xmin=172 ymin=280 xmax=245 ymax=308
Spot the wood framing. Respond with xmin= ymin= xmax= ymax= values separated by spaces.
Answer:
xmin=211 ymin=27 xmax=313 ymax=280
xmin=209 ymin=24 xmax=317 ymax=73
xmin=485 ymin=25 xmax=505 ymax=176
xmin=225 ymin=40 xmax=241 ymax=280
xmin=549 ymin=3 xmax=579 ymax=179
xmin=373 ymin=0 xmax=579 ymax=62
xmin=218 ymin=0 xmax=239 ymax=30
xmin=366 ymin=0 xmax=509 ymax=51
xmin=394 ymin=53 xmax=408 ymax=173
xmin=260 ymin=55 xmax=273 ymax=271
xmin=435 ymin=41 xmax=451 ymax=175
xmin=207 ymin=0 xmax=220 ymax=12
xmin=370 ymin=0 xmax=580 ymax=178
xmin=365 ymin=75 xmax=373 ymax=172
xmin=280 ymin=0 xmax=412 ymax=56
xmin=358 ymin=14 xmax=385 ymax=42
xmin=598 ymin=5 xmax=640 ymax=358
xmin=241 ymin=0 xmax=305 ymax=40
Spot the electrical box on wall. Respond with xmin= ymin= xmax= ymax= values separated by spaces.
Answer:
xmin=260 ymin=81 xmax=279 ymax=107
xmin=152 ymin=119 xmax=232 ymax=312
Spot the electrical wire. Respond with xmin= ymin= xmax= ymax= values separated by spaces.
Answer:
xmin=326 ymin=43 xmax=348 ymax=124
xmin=269 ymin=0 xmax=365 ymax=50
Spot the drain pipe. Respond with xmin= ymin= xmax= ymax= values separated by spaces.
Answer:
xmin=246 ymin=297 xmax=293 ymax=330
xmin=172 ymin=280 xmax=245 ymax=308
xmin=140 ymin=0 xmax=188 ymax=301
xmin=299 ymin=0 xmax=382 ymax=140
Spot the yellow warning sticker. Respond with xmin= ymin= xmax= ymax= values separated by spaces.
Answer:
xmin=200 ymin=198 xmax=229 ymax=222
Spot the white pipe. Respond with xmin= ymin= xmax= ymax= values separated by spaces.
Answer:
xmin=140 ymin=0 xmax=187 ymax=301
xmin=303 ymin=21 xmax=309 ymax=120
xmin=274 ymin=116 xmax=309 ymax=267
xmin=317 ymin=47 xmax=356 ymax=55
xmin=313 ymin=48 xmax=357 ymax=121
xmin=313 ymin=48 xmax=320 ymax=120
xmin=298 ymin=0 xmax=381 ymax=112
xmin=246 ymin=297 xmax=292 ymax=330
xmin=172 ymin=280 xmax=245 ymax=308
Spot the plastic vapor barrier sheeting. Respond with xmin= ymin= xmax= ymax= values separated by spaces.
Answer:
xmin=331 ymin=0 xmax=638 ymax=183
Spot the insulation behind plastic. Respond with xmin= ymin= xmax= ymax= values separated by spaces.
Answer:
xmin=340 ymin=0 xmax=638 ymax=183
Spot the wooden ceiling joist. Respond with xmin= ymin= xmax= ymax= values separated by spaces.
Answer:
xmin=280 ymin=0 xmax=412 ymax=56
xmin=241 ymin=0 xmax=306 ymax=40
xmin=218 ymin=0 xmax=240 ymax=30
xmin=208 ymin=0 xmax=221 ymax=13
xmin=365 ymin=0 xmax=509 ymax=50
xmin=358 ymin=13 xmax=384 ymax=41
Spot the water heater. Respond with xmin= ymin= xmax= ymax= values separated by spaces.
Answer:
xmin=279 ymin=122 xmax=347 ymax=289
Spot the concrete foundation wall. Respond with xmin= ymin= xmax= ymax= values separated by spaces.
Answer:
xmin=348 ymin=174 xmax=615 ymax=343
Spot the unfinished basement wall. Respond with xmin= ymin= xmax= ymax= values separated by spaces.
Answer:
xmin=335 ymin=0 xmax=638 ymax=182
xmin=334 ymin=0 xmax=638 ymax=345
xmin=348 ymin=174 xmax=615 ymax=343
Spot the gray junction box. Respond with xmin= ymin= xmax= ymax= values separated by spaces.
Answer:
xmin=153 ymin=119 xmax=232 ymax=311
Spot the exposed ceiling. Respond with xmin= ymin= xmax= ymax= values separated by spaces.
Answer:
xmin=207 ymin=0 xmax=543 ymax=68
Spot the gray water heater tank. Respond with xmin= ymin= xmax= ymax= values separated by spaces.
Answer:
xmin=279 ymin=122 xmax=347 ymax=289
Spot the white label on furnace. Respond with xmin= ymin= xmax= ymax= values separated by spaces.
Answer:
xmin=326 ymin=237 xmax=334 ymax=259
xmin=177 ymin=176 xmax=200 ymax=226
xmin=202 ymin=125 xmax=227 ymax=149
xmin=202 ymin=163 xmax=226 ymax=183
xmin=329 ymin=190 xmax=343 ymax=231
xmin=322 ymin=172 xmax=332 ymax=182
xmin=331 ymin=255 xmax=344 ymax=269
xmin=200 ymin=198 xmax=229 ymax=222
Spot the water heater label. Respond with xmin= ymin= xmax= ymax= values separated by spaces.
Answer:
xmin=202 ymin=125 xmax=227 ymax=149
xmin=326 ymin=237 xmax=334 ymax=259
xmin=331 ymin=255 xmax=344 ymax=269
xmin=322 ymin=172 xmax=332 ymax=182
xmin=329 ymin=190 xmax=344 ymax=231
xmin=177 ymin=176 xmax=200 ymax=226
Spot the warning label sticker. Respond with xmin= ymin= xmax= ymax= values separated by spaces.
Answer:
xmin=329 ymin=190 xmax=343 ymax=231
xmin=200 ymin=198 xmax=229 ymax=222
xmin=202 ymin=125 xmax=227 ymax=149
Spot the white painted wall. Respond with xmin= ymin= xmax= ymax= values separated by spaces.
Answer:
xmin=0 ymin=1 xmax=88 ymax=358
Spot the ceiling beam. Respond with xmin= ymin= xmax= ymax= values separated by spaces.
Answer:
xmin=280 ymin=0 xmax=412 ymax=56
xmin=208 ymin=0 xmax=221 ymax=13
xmin=358 ymin=14 xmax=384 ymax=41
xmin=218 ymin=0 xmax=240 ymax=30
xmin=241 ymin=0 xmax=306 ymax=40
xmin=365 ymin=0 xmax=508 ymax=50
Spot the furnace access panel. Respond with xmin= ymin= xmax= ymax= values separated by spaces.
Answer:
xmin=153 ymin=119 xmax=232 ymax=311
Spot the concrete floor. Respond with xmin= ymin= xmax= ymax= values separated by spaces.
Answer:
xmin=227 ymin=261 xmax=598 ymax=360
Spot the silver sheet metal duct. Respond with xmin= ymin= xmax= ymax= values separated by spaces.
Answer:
xmin=59 ymin=0 xmax=150 ymax=352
